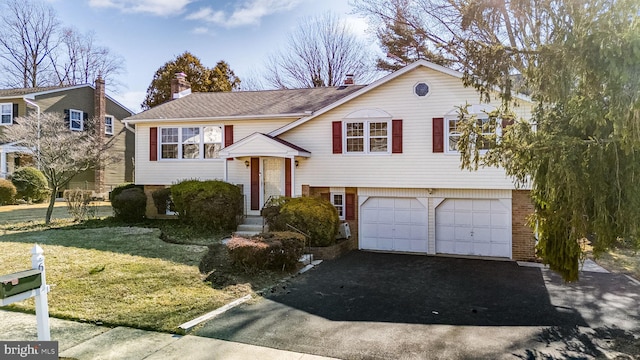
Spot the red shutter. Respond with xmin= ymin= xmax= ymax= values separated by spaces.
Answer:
xmin=332 ymin=121 xmax=342 ymax=154
xmin=250 ymin=158 xmax=260 ymax=210
xmin=224 ymin=125 xmax=233 ymax=147
xmin=392 ymin=119 xmax=403 ymax=153
xmin=501 ymin=118 xmax=514 ymax=128
xmin=150 ymin=127 xmax=158 ymax=161
xmin=285 ymin=158 xmax=292 ymax=197
xmin=432 ymin=118 xmax=444 ymax=153
xmin=345 ymin=193 xmax=355 ymax=220
xmin=224 ymin=125 xmax=234 ymax=160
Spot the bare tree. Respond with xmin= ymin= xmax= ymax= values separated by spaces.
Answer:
xmin=0 ymin=0 xmax=60 ymax=88
xmin=49 ymin=28 xmax=125 ymax=89
xmin=2 ymin=113 xmax=117 ymax=223
xmin=265 ymin=12 xmax=373 ymax=88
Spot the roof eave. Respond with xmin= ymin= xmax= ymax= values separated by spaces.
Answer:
xmin=124 ymin=113 xmax=308 ymax=125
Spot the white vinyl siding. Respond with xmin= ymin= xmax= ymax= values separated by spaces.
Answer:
xmin=0 ymin=103 xmax=12 ymax=125
xmin=282 ymin=66 xmax=532 ymax=190
xmin=135 ymin=119 xmax=292 ymax=185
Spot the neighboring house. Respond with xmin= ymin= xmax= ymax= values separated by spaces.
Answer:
xmin=124 ymin=60 xmax=537 ymax=261
xmin=0 ymin=78 xmax=135 ymax=196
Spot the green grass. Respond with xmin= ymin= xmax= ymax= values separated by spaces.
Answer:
xmin=0 ymin=227 xmax=242 ymax=333
xmin=0 ymin=203 xmax=281 ymax=334
xmin=0 ymin=202 xmax=113 ymax=225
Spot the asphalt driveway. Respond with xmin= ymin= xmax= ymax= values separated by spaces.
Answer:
xmin=195 ymin=251 xmax=640 ymax=359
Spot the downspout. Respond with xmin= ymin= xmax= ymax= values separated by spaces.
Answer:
xmin=23 ymin=98 xmax=41 ymax=170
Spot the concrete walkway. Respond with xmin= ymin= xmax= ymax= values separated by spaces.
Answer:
xmin=0 ymin=310 xmax=338 ymax=360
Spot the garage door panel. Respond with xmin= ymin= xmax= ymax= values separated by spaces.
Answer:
xmin=436 ymin=198 xmax=511 ymax=258
xmin=360 ymin=197 xmax=428 ymax=253
xmin=394 ymin=209 xmax=411 ymax=224
xmin=454 ymin=213 xmax=473 ymax=226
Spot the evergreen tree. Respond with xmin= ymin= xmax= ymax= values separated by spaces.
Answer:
xmin=142 ymin=52 xmax=240 ymax=110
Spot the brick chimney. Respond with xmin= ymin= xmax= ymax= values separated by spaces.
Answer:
xmin=343 ymin=74 xmax=355 ymax=85
xmin=171 ymin=72 xmax=191 ymax=99
xmin=94 ymin=75 xmax=106 ymax=196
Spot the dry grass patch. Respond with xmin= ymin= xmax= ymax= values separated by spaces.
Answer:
xmin=0 ymin=227 xmax=241 ymax=333
xmin=591 ymin=247 xmax=640 ymax=281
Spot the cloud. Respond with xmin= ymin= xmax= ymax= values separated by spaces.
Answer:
xmin=88 ymin=0 xmax=192 ymax=17
xmin=186 ymin=0 xmax=301 ymax=28
xmin=192 ymin=27 xmax=209 ymax=35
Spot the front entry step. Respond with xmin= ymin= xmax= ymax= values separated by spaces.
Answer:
xmin=233 ymin=216 xmax=267 ymax=238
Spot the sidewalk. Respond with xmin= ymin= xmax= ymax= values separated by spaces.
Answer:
xmin=0 ymin=310 xmax=339 ymax=360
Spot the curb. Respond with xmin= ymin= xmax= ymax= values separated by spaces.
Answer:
xmin=178 ymin=294 xmax=252 ymax=331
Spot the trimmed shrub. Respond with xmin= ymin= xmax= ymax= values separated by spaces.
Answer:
xmin=111 ymin=187 xmax=147 ymax=221
xmin=0 ymin=179 xmax=17 ymax=205
xmin=109 ymin=183 xmax=139 ymax=202
xmin=227 ymin=231 xmax=305 ymax=272
xmin=63 ymin=189 xmax=93 ymax=220
xmin=151 ymin=187 xmax=173 ymax=215
xmin=270 ymin=197 xmax=339 ymax=247
xmin=171 ymin=179 xmax=243 ymax=231
xmin=11 ymin=167 xmax=49 ymax=203
xmin=261 ymin=196 xmax=291 ymax=230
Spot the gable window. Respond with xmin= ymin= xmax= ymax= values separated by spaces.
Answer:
xmin=105 ymin=116 xmax=114 ymax=135
xmin=69 ymin=109 xmax=83 ymax=131
xmin=446 ymin=117 xmax=496 ymax=152
xmin=0 ymin=103 xmax=13 ymax=124
xmin=159 ymin=126 xmax=222 ymax=160
xmin=330 ymin=192 xmax=345 ymax=220
xmin=344 ymin=121 xmax=390 ymax=154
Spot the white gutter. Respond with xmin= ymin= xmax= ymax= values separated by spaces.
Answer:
xmin=123 ymin=113 xmax=308 ymax=125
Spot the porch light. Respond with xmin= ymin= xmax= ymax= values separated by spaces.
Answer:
xmin=295 ymin=160 xmax=299 ymax=167
xmin=244 ymin=160 xmax=250 ymax=168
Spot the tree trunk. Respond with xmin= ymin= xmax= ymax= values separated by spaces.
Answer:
xmin=45 ymin=186 xmax=58 ymax=224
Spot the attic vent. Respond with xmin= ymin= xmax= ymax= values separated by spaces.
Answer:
xmin=414 ymin=82 xmax=430 ymax=97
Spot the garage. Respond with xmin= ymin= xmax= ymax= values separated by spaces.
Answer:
xmin=435 ymin=199 xmax=511 ymax=258
xmin=360 ymin=197 xmax=428 ymax=253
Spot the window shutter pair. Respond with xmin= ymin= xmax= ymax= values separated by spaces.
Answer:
xmin=332 ymin=120 xmax=403 ymax=154
xmin=149 ymin=125 xmax=234 ymax=162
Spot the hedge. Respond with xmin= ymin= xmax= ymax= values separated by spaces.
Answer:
xmin=227 ymin=231 xmax=305 ymax=272
xmin=171 ymin=179 xmax=243 ymax=231
xmin=266 ymin=196 xmax=339 ymax=247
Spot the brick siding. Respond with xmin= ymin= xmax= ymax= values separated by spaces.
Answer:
xmin=511 ymin=190 xmax=537 ymax=261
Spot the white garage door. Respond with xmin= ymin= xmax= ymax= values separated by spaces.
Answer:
xmin=435 ymin=199 xmax=511 ymax=258
xmin=360 ymin=197 xmax=428 ymax=253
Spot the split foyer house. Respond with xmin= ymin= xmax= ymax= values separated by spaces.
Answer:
xmin=0 ymin=78 xmax=135 ymax=196
xmin=124 ymin=60 xmax=537 ymax=261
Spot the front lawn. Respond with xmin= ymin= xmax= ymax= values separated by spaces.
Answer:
xmin=0 ymin=205 xmax=296 ymax=333
xmin=0 ymin=202 xmax=112 ymax=225
xmin=591 ymin=247 xmax=640 ymax=281
xmin=0 ymin=227 xmax=240 ymax=332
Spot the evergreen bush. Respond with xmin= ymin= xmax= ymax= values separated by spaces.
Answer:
xmin=11 ymin=167 xmax=49 ymax=203
xmin=269 ymin=196 xmax=339 ymax=247
xmin=171 ymin=179 xmax=243 ymax=231
xmin=111 ymin=187 xmax=147 ymax=221
xmin=0 ymin=179 xmax=17 ymax=205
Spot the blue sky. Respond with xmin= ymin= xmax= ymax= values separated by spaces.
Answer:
xmin=45 ymin=0 xmax=375 ymax=113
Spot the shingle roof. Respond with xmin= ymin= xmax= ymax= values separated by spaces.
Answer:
xmin=126 ymin=85 xmax=367 ymax=121
xmin=0 ymin=85 xmax=76 ymax=97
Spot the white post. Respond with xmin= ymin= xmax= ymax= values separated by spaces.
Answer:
xmin=0 ymin=150 xmax=6 ymax=179
xmin=31 ymin=244 xmax=50 ymax=341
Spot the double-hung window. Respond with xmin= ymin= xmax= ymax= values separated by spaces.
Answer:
xmin=159 ymin=126 xmax=223 ymax=160
xmin=105 ymin=116 xmax=114 ymax=135
xmin=330 ymin=192 xmax=345 ymax=220
xmin=69 ymin=109 xmax=83 ymax=131
xmin=446 ymin=117 xmax=495 ymax=153
xmin=345 ymin=121 xmax=390 ymax=154
xmin=0 ymin=103 xmax=13 ymax=125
